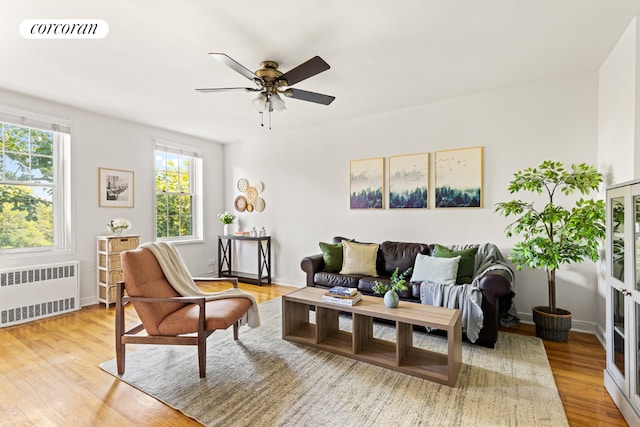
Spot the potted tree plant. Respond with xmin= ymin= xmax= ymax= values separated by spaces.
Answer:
xmin=495 ymin=161 xmax=605 ymax=342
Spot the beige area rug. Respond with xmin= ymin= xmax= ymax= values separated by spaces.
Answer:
xmin=100 ymin=298 xmax=568 ymax=427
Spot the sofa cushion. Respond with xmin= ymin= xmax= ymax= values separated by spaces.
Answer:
xmin=357 ymin=276 xmax=381 ymax=295
xmin=319 ymin=241 xmax=343 ymax=273
xmin=358 ymin=276 xmax=413 ymax=299
xmin=314 ymin=272 xmax=361 ymax=288
xmin=410 ymin=254 xmax=460 ymax=285
xmin=433 ymin=244 xmax=478 ymax=284
xmin=340 ymin=241 xmax=379 ymax=276
xmin=380 ymin=241 xmax=430 ymax=276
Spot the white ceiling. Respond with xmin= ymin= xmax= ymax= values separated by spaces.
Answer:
xmin=3 ymin=1 xmax=640 ymax=144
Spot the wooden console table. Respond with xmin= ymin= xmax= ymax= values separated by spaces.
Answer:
xmin=282 ymin=287 xmax=462 ymax=386
xmin=217 ymin=235 xmax=271 ymax=285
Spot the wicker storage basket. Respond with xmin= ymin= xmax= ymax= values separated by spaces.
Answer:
xmin=99 ymin=253 xmax=122 ymax=269
xmin=99 ymin=285 xmax=117 ymax=303
xmin=99 ymin=236 xmax=139 ymax=252
xmin=99 ymin=269 xmax=124 ymax=285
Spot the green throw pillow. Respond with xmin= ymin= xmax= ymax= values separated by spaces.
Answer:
xmin=433 ymin=244 xmax=478 ymax=284
xmin=319 ymin=241 xmax=343 ymax=273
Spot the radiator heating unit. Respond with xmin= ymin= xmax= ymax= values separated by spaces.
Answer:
xmin=0 ymin=261 xmax=80 ymax=327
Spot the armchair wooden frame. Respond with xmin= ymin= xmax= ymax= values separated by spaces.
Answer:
xmin=115 ymin=277 xmax=241 ymax=378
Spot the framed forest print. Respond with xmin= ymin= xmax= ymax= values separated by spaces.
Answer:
xmin=99 ymin=167 xmax=134 ymax=208
xmin=350 ymin=157 xmax=384 ymax=209
xmin=434 ymin=146 xmax=482 ymax=208
xmin=389 ymin=153 xmax=429 ymax=209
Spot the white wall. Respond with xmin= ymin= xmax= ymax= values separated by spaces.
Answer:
xmin=0 ymin=88 xmax=225 ymax=306
xmin=597 ymin=16 xmax=640 ymax=342
xmin=224 ymin=71 xmax=601 ymax=332
xmin=598 ymin=17 xmax=638 ymax=186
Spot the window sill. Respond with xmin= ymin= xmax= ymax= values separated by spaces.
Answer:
xmin=0 ymin=246 xmax=73 ymax=259
xmin=156 ymin=238 xmax=204 ymax=245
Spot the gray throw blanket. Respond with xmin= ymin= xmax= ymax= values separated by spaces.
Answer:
xmin=447 ymin=243 xmax=519 ymax=326
xmin=140 ymin=241 xmax=260 ymax=328
xmin=473 ymin=243 xmax=513 ymax=283
xmin=419 ymin=243 xmax=520 ymax=341
xmin=420 ymin=281 xmax=484 ymax=342
xmin=473 ymin=243 xmax=519 ymax=327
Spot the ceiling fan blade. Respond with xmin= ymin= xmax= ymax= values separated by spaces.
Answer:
xmin=278 ymin=56 xmax=330 ymax=86
xmin=209 ymin=53 xmax=259 ymax=82
xmin=195 ymin=87 xmax=259 ymax=93
xmin=284 ymin=88 xmax=335 ymax=105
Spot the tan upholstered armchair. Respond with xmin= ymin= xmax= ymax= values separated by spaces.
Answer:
xmin=115 ymin=247 xmax=252 ymax=378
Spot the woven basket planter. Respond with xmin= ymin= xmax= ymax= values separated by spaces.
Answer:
xmin=532 ymin=306 xmax=572 ymax=342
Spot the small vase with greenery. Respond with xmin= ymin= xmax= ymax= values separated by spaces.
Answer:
xmin=495 ymin=160 xmax=605 ymax=341
xmin=373 ymin=267 xmax=412 ymax=308
xmin=107 ymin=217 xmax=131 ymax=235
xmin=217 ymin=211 xmax=236 ymax=235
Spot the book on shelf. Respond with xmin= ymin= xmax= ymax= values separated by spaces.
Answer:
xmin=327 ymin=286 xmax=358 ymax=297
xmin=322 ymin=292 xmax=362 ymax=306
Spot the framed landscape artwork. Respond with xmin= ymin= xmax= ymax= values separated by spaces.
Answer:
xmin=434 ymin=146 xmax=483 ymax=208
xmin=389 ymin=153 xmax=429 ymax=209
xmin=350 ymin=157 xmax=384 ymax=209
xmin=99 ymin=167 xmax=134 ymax=208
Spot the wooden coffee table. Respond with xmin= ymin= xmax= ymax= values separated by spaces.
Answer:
xmin=282 ymin=287 xmax=462 ymax=386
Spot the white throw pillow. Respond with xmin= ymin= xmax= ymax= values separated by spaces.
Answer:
xmin=340 ymin=240 xmax=379 ymax=276
xmin=410 ymin=254 xmax=461 ymax=285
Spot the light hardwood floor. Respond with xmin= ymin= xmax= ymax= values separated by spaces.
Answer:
xmin=0 ymin=282 xmax=627 ymax=426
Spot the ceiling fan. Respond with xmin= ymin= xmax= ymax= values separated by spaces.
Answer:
xmin=196 ymin=53 xmax=335 ymax=128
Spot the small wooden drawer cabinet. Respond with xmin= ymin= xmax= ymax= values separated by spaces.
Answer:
xmin=96 ymin=235 xmax=139 ymax=308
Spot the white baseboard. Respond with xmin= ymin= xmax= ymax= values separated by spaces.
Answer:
xmin=268 ymin=277 xmax=305 ymax=287
xmin=83 ymin=296 xmax=99 ymax=307
xmin=604 ymin=369 xmax=640 ymax=425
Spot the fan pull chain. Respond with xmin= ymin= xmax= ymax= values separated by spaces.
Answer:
xmin=257 ymin=99 xmax=273 ymax=129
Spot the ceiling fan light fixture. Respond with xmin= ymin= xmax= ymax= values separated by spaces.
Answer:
xmin=271 ymin=92 xmax=286 ymax=111
xmin=199 ymin=54 xmax=334 ymax=129
xmin=252 ymin=93 xmax=267 ymax=111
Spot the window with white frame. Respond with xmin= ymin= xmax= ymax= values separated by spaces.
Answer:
xmin=0 ymin=107 xmax=71 ymax=253
xmin=154 ymin=140 xmax=202 ymax=241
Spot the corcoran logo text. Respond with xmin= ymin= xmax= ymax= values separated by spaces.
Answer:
xmin=20 ymin=19 xmax=109 ymax=39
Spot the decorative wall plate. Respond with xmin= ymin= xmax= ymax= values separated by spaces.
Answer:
xmin=255 ymin=181 xmax=264 ymax=193
xmin=246 ymin=203 xmax=254 ymax=212
xmin=237 ymin=178 xmax=249 ymax=192
xmin=234 ymin=195 xmax=247 ymax=212
xmin=245 ymin=186 xmax=258 ymax=203
xmin=255 ymin=197 xmax=266 ymax=212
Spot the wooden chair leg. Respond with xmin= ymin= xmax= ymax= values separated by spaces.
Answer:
xmin=197 ymin=299 xmax=207 ymax=378
xmin=115 ymin=282 xmax=126 ymax=375
xmin=116 ymin=342 xmax=125 ymax=375
xmin=233 ymin=321 xmax=239 ymax=340
xmin=198 ymin=335 xmax=206 ymax=378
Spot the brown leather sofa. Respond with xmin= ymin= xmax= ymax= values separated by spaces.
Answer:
xmin=300 ymin=237 xmax=515 ymax=348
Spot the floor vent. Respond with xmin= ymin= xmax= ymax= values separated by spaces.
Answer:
xmin=0 ymin=261 xmax=80 ymax=327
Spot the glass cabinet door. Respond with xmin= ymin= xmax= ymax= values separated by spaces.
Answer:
xmin=609 ymin=194 xmax=627 ymax=382
xmin=612 ymin=196 xmax=625 ymax=282
xmin=632 ymin=192 xmax=640 ymax=408
xmin=635 ymin=196 xmax=640 ymax=292
xmin=605 ymin=183 xmax=640 ymax=422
